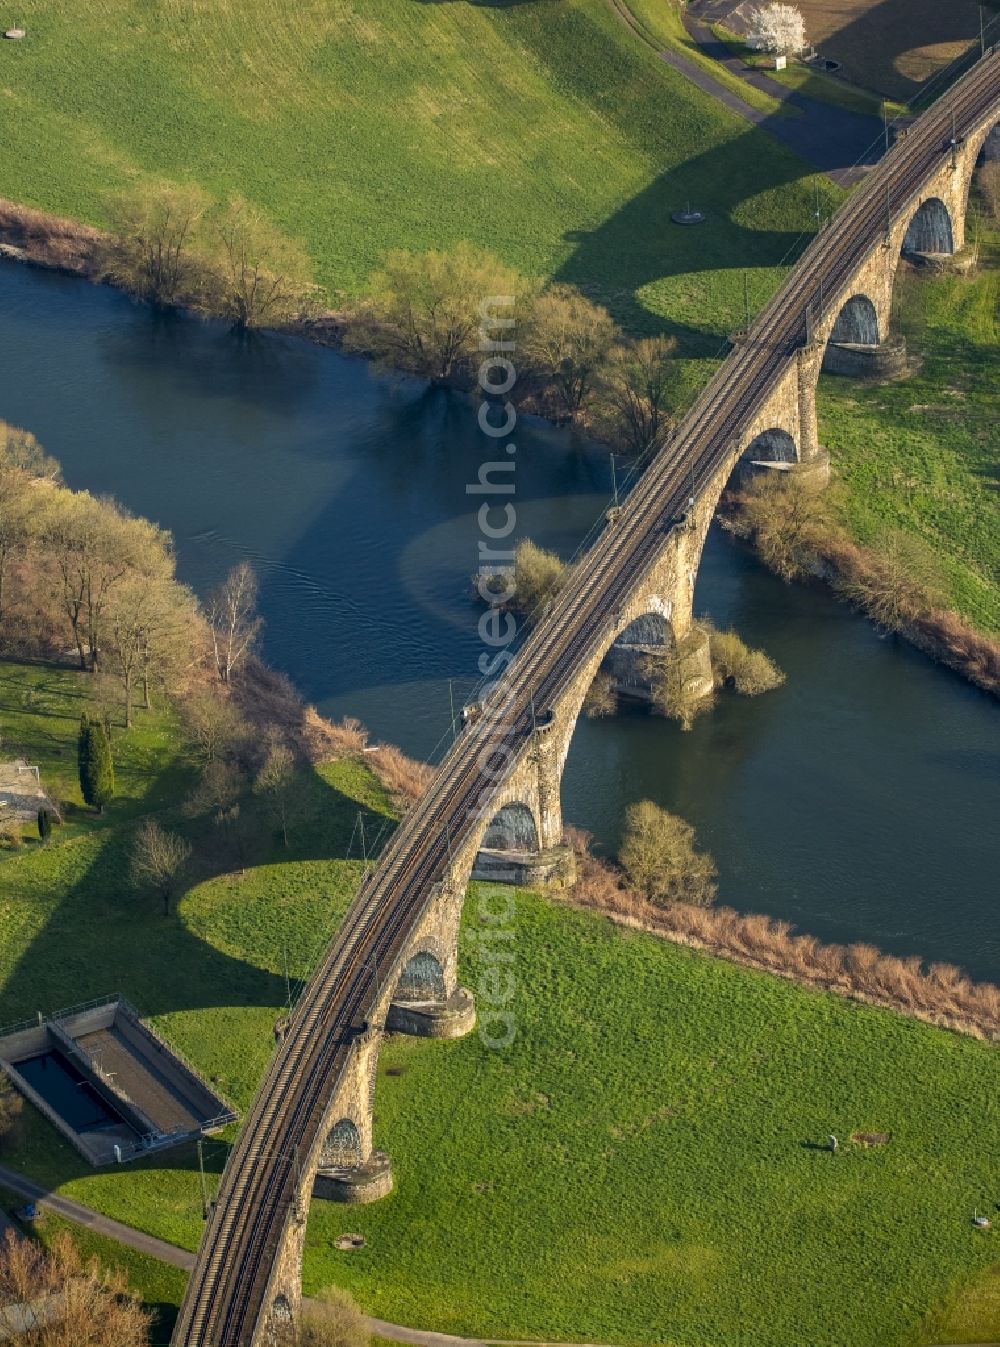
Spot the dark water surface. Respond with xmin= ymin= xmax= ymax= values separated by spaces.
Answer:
xmin=1 ymin=261 xmax=997 ymax=978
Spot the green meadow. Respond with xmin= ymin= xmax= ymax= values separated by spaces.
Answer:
xmin=819 ymin=219 xmax=1000 ymax=634
xmin=2 ymin=661 xmax=1000 ymax=1347
xmin=0 ymin=0 xmax=840 ymax=347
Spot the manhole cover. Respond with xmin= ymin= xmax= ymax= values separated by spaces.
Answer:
xmin=671 ymin=208 xmax=705 ymax=225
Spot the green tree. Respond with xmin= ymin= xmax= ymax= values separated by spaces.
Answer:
xmin=523 ymin=284 xmax=619 ymax=421
xmin=78 ymin=714 xmax=115 ymax=813
xmin=347 ymin=242 xmax=528 ymax=382
xmin=512 ymin=539 xmax=567 ymax=617
xmin=619 ymin=799 xmax=718 ymax=908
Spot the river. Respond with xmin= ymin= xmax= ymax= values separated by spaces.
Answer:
xmin=1 ymin=260 xmax=997 ymax=979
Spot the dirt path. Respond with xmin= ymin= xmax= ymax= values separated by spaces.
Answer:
xmin=0 ymin=1165 xmax=618 ymax=1347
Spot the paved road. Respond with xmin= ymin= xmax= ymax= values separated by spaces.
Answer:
xmin=680 ymin=13 xmax=886 ymax=186
xmin=0 ymin=1165 xmax=619 ymax=1347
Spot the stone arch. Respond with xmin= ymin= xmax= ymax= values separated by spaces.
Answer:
xmin=394 ymin=949 xmax=447 ymax=1003
xmin=829 ymin=293 xmax=880 ymax=346
xmin=320 ymin=1118 xmax=362 ymax=1170
xmin=903 ymin=197 xmax=954 ymax=256
xmin=481 ymin=801 xmax=540 ymax=852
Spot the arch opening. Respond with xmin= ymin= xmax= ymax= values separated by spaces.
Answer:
xmin=395 ymin=950 xmax=447 ymax=1003
xmin=903 ymin=197 xmax=954 ymax=256
xmin=741 ymin=428 xmax=797 ymax=465
xmin=481 ymin=801 xmax=540 ymax=853
xmin=268 ymin=1295 xmax=294 ymax=1346
xmin=829 ymin=294 xmax=879 ymax=347
xmin=320 ymin=1118 xmax=362 ymax=1170
xmin=905 ymin=196 xmax=959 ymax=255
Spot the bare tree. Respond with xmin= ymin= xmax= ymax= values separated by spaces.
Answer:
xmin=206 ymin=196 xmax=319 ymax=330
xmin=206 ymin=562 xmax=262 ymax=683
xmin=254 ymin=739 xmax=298 ymax=848
xmin=619 ymin=799 xmax=718 ymax=908
xmin=835 ymin=531 xmax=946 ymax=632
xmin=101 ymin=182 xmax=209 ymax=307
xmin=180 ymin=687 xmax=250 ymax=764
xmin=979 ymin=161 xmax=1000 ymax=225
xmin=0 ymin=467 xmax=34 ymax=626
xmin=749 ymin=3 xmax=806 ymax=54
xmin=130 ymin=819 xmax=192 ymax=915
xmin=0 ymin=1228 xmax=150 ymax=1346
xmin=597 ymin=335 xmax=679 ymax=456
xmin=104 ymin=574 xmax=198 ymax=725
xmin=41 ymin=493 xmax=172 ymax=672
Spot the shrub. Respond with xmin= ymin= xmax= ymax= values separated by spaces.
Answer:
xmin=298 ymin=1285 xmax=370 ymax=1347
xmin=513 ymin=539 xmax=567 ymax=617
xmin=619 ymin=799 xmax=718 ymax=908
xmin=0 ymin=1078 xmax=24 ymax=1154
xmin=708 ymin=627 xmax=785 ymax=695
xmin=0 ymin=1228 xmax=150 ymax=1346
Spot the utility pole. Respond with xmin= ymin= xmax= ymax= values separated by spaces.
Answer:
xmin=448 ymin=678 xmax=457 ymax=741
xmin=882 ymin=100 xmax=889 ymax=155
xmin=197 ymin=1138 xmax=210 ymax=1219
xmin=743 ymin=271 xmax=751 ymax=334
xmin=981 ymin=5 xmax=987 ymax=59
xmin=358 ymin=810 xmax=368 ymax=871
xmin=282 ymin=941 xmax=291 ymax=1010
xmin=610 ymin=452 xmax=618 ymax=507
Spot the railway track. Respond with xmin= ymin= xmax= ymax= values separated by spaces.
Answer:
xmin=172 ymin=51 xmax=1000 ymax=1347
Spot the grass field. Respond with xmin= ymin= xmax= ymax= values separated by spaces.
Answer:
xmin=0 ymin=0 xmax=840 ymax=349
xmin=819 ymin=219 xmax=1000 ymax=635
xmin=2 ymin=661 xmax=1000 ymax=1346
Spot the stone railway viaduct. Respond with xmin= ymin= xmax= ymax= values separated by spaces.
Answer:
xmin=171 ymin=54 xmax=1000 ymax=1347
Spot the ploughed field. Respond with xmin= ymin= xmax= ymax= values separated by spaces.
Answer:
xmin=0 ymin=0 xmax=839 ymax=347
xmin=2 ymin=665 xmax=1000 ymax=1347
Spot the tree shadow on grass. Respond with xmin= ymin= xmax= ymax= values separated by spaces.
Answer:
xmin=552 ymin=124 xmax=840 ymax=351
xmin=0 ymin=759 xmax=393 ymax=1029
